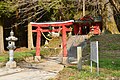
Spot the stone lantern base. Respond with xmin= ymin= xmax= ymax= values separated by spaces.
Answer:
xmin=6 ymin=61 xmax=16 ymax=68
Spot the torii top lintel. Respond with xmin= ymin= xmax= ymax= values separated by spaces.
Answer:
xmin=29 ymin=20 xmax=74 ymax=58
xmin=30 ymin=20 xmax=74 ymax=27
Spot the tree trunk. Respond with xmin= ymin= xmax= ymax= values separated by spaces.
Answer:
xmin=106 ymin=2 xmax=119 ymax=34
xmin=28 ymin=23 xmax=34 ymax=50
xmin=109 ymin=0 xmax=120 ymax=32
xmin=101 ymin=0 xmax=120 ymax=34
xmin=0 ymin=19 xmax=4 ymax=53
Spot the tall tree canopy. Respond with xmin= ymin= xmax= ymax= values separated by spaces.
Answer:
xmin=1 ymin=0 xmax=120 ymax=32
xmin=0 ymin=0 xmax=17 ymax=53
xmin=0 ymin=0 xmax=17 ymax=19
xmin=0 ymin=0 xmax=120 ymax=53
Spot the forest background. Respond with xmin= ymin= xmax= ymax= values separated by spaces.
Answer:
xmin=0 ymin=0 xmax=120 ymax=53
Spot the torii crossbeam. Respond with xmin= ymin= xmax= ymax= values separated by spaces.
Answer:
xmin=28 ymin=20 xmax=74 ymax=64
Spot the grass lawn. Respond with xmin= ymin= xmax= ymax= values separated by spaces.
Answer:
xmin=51 ymin=34 xmax=120 ymax=80
xmin=0 ymin=50 xmax=34 ymax=63
xmin=0 ymin=37 xmax=62 ymax=64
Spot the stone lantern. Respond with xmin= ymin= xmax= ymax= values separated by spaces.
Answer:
xmin=6 ymin=30 xmax=18 ymax=68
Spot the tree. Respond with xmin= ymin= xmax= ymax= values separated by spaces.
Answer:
xmin=0 ymin=19 xmax=4 ymax=53
xmin=1 ymin=0 xmax=120 ymax=52
xmin=48 ymin=0 xmax=120 ymax=34
xmin=100 ymin=0 xmax=120 ymax=34
xmin=0 ymin=1 xmax=17 ymax=53
xmin=109 ymin=0 xmax=120 ymax=33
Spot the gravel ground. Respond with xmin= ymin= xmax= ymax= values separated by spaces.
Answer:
xmin=0 ymin=57 xmax=64 ymax=80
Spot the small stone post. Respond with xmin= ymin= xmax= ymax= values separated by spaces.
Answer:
xmin=77 ymin=47 xmax=82 ymax=70
xmin=6 ymin=30 xmax=18 ymax=68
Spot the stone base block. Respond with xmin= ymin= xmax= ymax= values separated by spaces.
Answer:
xmin=62 ymin=57 xmax=68 ymax=65
xmin=34 ymin=56 xmax=41 ymax=62
xmin=6 ymin=61 xmax=16 ymax=68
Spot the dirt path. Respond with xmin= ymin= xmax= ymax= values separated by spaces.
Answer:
xmin=0 ymin=57 xmax=64 ymax=80
xmin=0 ymin=35 xmax=89 ymax=80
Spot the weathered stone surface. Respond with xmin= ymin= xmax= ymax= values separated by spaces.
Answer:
xmin=6 ymin=61 xmax=16 ymax=68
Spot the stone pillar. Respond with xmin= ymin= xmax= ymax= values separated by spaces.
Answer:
xmin=77 ymin=47 xmax=82 ymax=70
xmin=6 ymin=30 xmax=18 ymax=68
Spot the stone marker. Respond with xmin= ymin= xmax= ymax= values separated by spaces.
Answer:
xmin=77 ymin=47 xmax=82 ymax=70
xmin=6 ymin=30 xmax=18 ymax=68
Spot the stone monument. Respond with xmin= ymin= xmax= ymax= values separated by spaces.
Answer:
xmin=6 ymin=30 xmax=18 ymax=68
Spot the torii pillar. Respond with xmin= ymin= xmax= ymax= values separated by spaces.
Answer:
xmin=35 ymin=27 xmax=41 ymax=62
xmin=28 ymin=20 xmax=74 ymax=64
xmin=62 ymin=25 xmax=68 ymax=64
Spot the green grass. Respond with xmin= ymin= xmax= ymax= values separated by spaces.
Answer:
xmin=54 ymin=60 xmax=120 ymax=80
xmin=0 ymin=55 xmax=8 ymax=62
xmin=40 ymin=47 xmax=61 ymax=57
xmin=52 ymin=34 xmax=120 ymax=80
xmin=41 ymin=37 xmax=62 ymax=57
xmin=0 ymin=47 xmax=60 ymax=63
xmin=100 ymin=58 xmax=120 ymax=70
xmin=1 ymin=34 xmax=120 ymax=79
xmin=90 ymin=34 xmax=120 ymax=51
xmin=0 ymin=51 xmax=35 ymax=63
xmin=44 ymin=37 xmax=62 ymax=48
xmin=14 ymin=51 xmax=34 ymax=62
xmin=0 ymin=37 xmax=62 ymax=63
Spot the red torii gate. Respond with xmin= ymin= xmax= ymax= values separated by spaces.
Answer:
xmin=30 ymin=20 xmax=74 ymax=63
